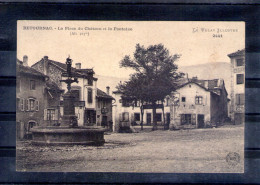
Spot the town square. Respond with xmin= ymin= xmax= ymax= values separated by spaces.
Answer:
xmin=16 ymin=21 xmax=245 ymax=173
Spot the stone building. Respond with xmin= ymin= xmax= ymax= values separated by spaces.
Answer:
xmin=228 ymin=49 xmax=245 ymax=124
xmin=170 ymin=78 xmax=229 ymax=129
xmin=112 ymin=77 xmax=229 ymax=131
xmin=16 ymin=56 xmax=48 ymax=139
xmin=31 ymin=56 xmax=113 ymax=127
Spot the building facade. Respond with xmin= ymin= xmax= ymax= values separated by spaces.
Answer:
xmin=170 ymin=78 xmax=229 ymax=129
xmin=228 ymin=49 xmax=245 ymax=124
xmin=112 ymin=77 xmax=229 ymax=131
xmin=16 ymin=56 xmax=48 ymax=139
xmin=32 ymin=56 xmax=113 ymax=127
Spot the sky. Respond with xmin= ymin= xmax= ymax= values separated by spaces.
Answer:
xmin=17 ymin=21 xmax=245 ymax=78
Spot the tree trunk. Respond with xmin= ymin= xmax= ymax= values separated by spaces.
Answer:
xmin=162 ymin=105 xmax=166 ymax=130
xmin=140 ymin=104 xmax=144 ymax=130
xmin=152 ymin=102 xmax=157 ymax=130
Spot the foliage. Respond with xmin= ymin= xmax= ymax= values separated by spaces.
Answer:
xmin=117 ymin=44 xmax=183 ymax=104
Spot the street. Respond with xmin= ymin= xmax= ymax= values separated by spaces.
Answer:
xmin=16 ymin=125 xmax=244 ymax=173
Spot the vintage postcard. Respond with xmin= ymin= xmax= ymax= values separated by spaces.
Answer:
xmin=16 ymin=21 xmax=245 ymax=173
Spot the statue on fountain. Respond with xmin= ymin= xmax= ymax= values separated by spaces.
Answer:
xmin=60 ymin=56 xmax=79 ymax=128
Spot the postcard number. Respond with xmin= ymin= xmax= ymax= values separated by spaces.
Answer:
xmin=213 ymin=34 xmax=223 ymax=38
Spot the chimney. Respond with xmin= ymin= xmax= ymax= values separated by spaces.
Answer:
xmin=43 ymin=56 xmax=49 ymax=75
xmin=75 ymin=63 xmax=81 ymax=69
xmin=23 ymin=55 xmax=28 ymax=66
xmin=191 ymin=76 xmax=198 ymax=82
xmin=106 ymin=86 xmax=110 ymax=95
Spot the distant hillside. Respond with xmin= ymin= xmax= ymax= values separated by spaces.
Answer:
xmin=96 ymin=62 xmax=231 ymax=97
xmin=179 ymin=62 xmax=231 ymax=96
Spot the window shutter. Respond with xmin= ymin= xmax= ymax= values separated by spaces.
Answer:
xmin=191 ymin=114 xmax=196 ymax=125
xmin=130 ymin=113 xmax=134 ymax=123
xmin=21 ymin=99 xmax=24 ymax=111
xmin=44 ymin=109 xmax=47 ymax=120
xmin=240 ymin=94 xmax=245 ymax=105
xmin=35 ymin=100 xmax=39 ymax=111
xmin=54 ymin=109 xmax=59 ymax=120
xmin=26 ymin=99 xmax=29 ymax=111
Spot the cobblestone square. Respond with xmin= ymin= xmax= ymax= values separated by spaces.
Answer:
xmin=17 ymin=125 xmax=244 ymax=173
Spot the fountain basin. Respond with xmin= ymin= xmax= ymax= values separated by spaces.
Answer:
xmin=31 ymin=126 xmax=106 ymax=146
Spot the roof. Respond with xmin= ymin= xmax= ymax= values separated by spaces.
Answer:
xmin=227 ymin=49 xmax=245 ymax=58
xmin=177 ymin=78 xmax=227 ymax=96
xmin=46 ymin=80 xmax=63 ymax=93
xmin=32 ymin=57 xmax=95 ymax=78
xmin=97 ymin=88 xmax=114 ymax=100
xmin=17 ymin=62 xmax=47 ymax=79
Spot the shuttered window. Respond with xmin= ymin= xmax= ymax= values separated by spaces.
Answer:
xmin=26 ymin=98 xmax=38 ymax=111
xmin=195 ymin=96 xmax=203 ymax=105
xmin=44 ymin=109 xmax=59 ymax=120
xmin=30 ymin=80 xmax=36 ymax=90
xmin=88 ymin=88 xmax=93 ymax=103
xmin=236 ymin=74 xmax=244 ymax=84
xmin=236 ymin=58 xmax=244 ymax=66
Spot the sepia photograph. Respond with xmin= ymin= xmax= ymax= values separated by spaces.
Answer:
xmin=16 ymin=20 xmax=245 ymax=173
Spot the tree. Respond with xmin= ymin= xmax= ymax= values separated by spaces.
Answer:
xmin=117 ymin=44 xmax=183 ymax=130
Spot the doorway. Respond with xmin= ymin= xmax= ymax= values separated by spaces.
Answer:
xmin=84 ymin=109 xmax=96 ymax=126
xmin=197 ymin=114 xmax=204 ymax=128
xmin=101 ymin=115 xmax=108 ymax=127
xmin=146 ymin=113 xmax=151 ymax=125
xmin=165 ymin=113 xmax=171 ymax=130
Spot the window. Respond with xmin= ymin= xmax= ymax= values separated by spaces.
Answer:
xmin=28 ymin=121 xmax=37 ymax=132
xmin=156 ymin=113 xmax=162 ymax=122
xmin=182 ymin=97 xmax=186 ymax=102
xmin=26 ymin=98 xmax=39 ymax=111
xmin=88 ymin=78 xmax=93 ymax=86
xmin=157 ymin=100 xmax=162 ymax=104
xmin=134 ymin=113 xmax=140 ymax=121
xmin=237 ymin=74 xmax=244 ymax=84
xmin=44 ymin=109 xmax=58 ymax=120
xmin=134 ymin=100 xmax=140 ymax=107
xmin=181 ymin=114 xmax=196 ymax=125
xmin=122 ymin=98 xmax=131 ymax=107
xmin=87 ymin=88 xmax=93 ymax=103
xmin=195 ymin=96 xmax=203 ymax=105
xmin=47 ymin=109 xmax=55 ymax=120
xmin=30 ymin=80 xmax=36 ymax=90
xmin=71 ymin=89 xmax=80 ymax=101
xmin=236 ymin=94 xmax=245 ymax=105
xmin=236 ymin=58 xmax=244 ymax=66
xmin=120 ymin=112 xmax=129 ymax=122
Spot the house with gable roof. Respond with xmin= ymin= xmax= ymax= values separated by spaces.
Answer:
xmin=112 ymin=76 xmax=229 ymax=131
xmin=31 ymin=56 xmax=114 ymax=127
xmin=16 ymin=56 xmax=48 ymax=139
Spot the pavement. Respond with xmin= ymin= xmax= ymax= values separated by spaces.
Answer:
xmin=16 ymin=125 xmax=244 ymax=173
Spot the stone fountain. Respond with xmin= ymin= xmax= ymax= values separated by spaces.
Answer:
xmin=31 ymin=57 xmax=105 ymax=146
